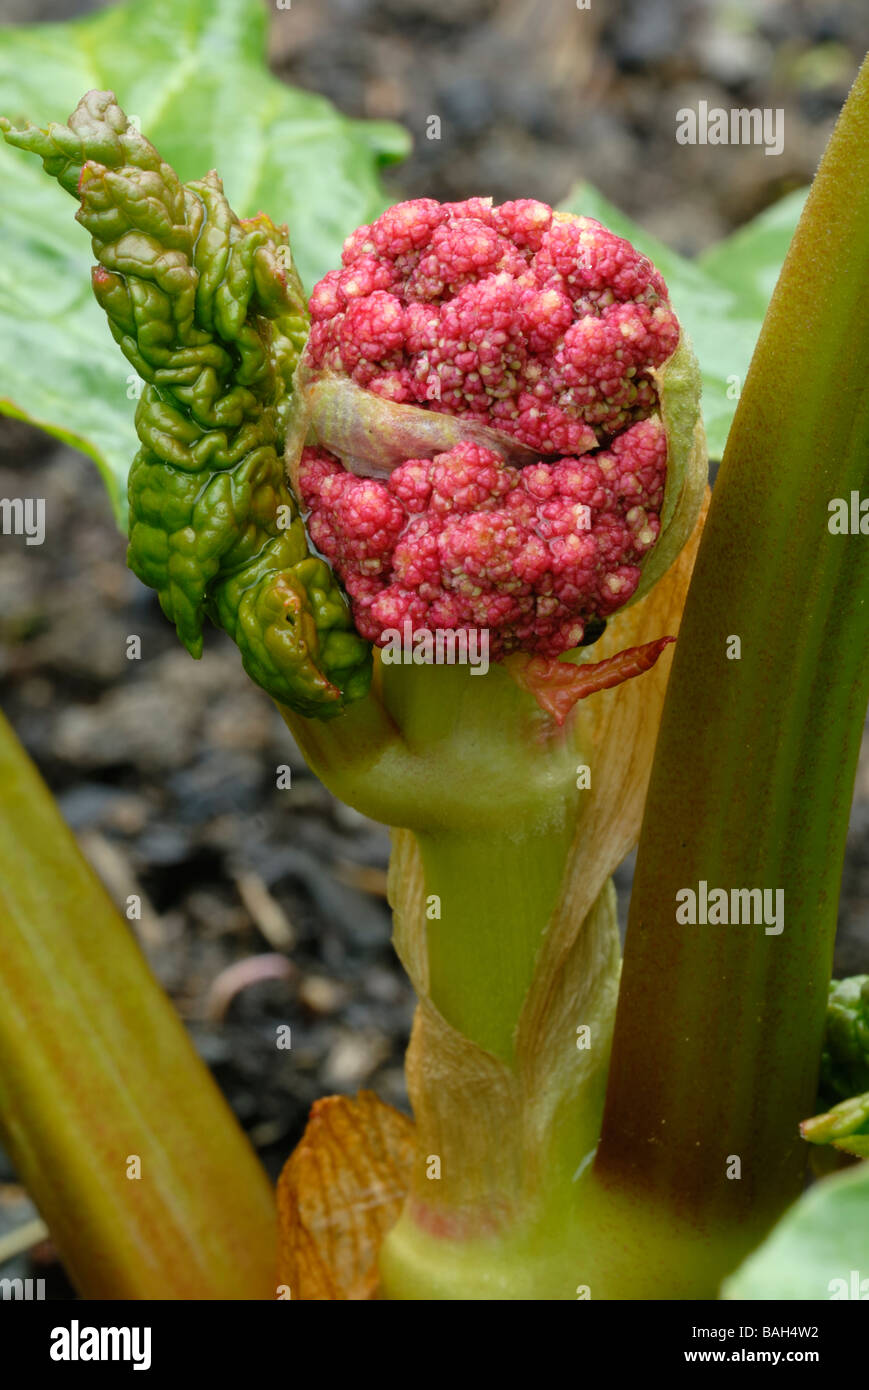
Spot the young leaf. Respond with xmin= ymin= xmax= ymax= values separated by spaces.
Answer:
xmin=0 ymin=0 xmax=408 ymax=524
xmin=697 ymin=188 xmax=809 ymax=317
xmin=722 ymin=1163 xmax=869 ymax=1300
xmin=801 ymin=1090 xmax=869 ymax=1147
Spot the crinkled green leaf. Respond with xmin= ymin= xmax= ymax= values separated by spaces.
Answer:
xmin=0 ymin=0 xmax=409 ymax=525
xmin=560 ymin=183 xmax=807 ymax=460
xmin=819 ymin=975 xmax=869 ymax=1102
xmin=3 ymin=89 xmax=371 ymax=717
xmin=722 ymin=1163 xmax=869 ymax=1300
xmin=803 ymin=978 xmax=869 ymax=1159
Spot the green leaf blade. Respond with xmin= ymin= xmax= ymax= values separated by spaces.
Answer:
xmin=698 ymin=188 xmax=810 ymax=316
xmin=722 ymin=1163 xmax=869 ymax=1300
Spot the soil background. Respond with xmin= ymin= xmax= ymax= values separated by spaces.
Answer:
xmin=1 ymin=0 xmax=868 ymax=1296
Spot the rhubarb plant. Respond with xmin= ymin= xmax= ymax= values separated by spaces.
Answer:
xmin=0 ymin=0 xmax=867 ymax=1303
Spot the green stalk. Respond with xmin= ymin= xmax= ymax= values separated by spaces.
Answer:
xmin=377 ymin=871 xmax=621 ymax=1299
xmin=419 ymin=821 xmax=575 ymax=1064
xmin=578 ymin=55 xmax=869 ymax=1297
xmin=0 ymin=710 xmax=276 ymax=1299
xmin=286 ymin=660 xmax=617 ymax=1288
xmin=287 ymin=660 xmax=586 ymax=1062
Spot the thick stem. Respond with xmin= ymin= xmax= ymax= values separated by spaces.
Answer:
xmin=420 ymin=820 xmax=576 ymax=1064
xmin=379 ymin=846 xmax=621 ymax=1299
xmin=300 ymin=661 xmax=589 ymax=1063
xmin=283 ymin=658 xmax=583 ymax=836
xmin=289 ymin=663 xmax=625 ymax=1292
xmin=580 ymin=54 xmax=869 ymax=1297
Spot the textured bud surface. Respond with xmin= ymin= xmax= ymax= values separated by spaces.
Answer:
xmin=300 ymin=422 xmax=666 ymax=658
xmin=299 ymin=197 xmax=698 ymax=661
xmin=4 ymin=94 xmax=704 ymax=697
xmin=306 ymin=198 xmax=679 ymax=456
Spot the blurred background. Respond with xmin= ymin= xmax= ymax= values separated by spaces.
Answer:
xmin=1 ymin=0 xmax=868 ymax=1294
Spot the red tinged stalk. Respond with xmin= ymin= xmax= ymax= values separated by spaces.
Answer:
xmin=578 ymin=54 xmax=869 ymax=1298
xmin=0 ymin=713 xmax=276 ymax=1299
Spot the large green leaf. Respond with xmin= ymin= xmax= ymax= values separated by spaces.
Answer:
xmin=722 ymin=1163 xmax=869 ymax=1299
xmin=560 ymin=184 xmax=807 ymax=460
xmin=0 ymin=0 xmax=409 ymax=522
xmin=698 ymin=188 xmax=810 ymax=317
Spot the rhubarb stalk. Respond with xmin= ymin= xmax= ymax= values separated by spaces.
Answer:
xmin=0 ymin=712 xmax=276 ymax=1299
xmin=575 ymin=53 xmax=869 ymax=1299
